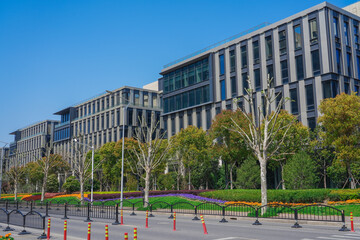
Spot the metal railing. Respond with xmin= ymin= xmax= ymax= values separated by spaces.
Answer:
xmin=0 ymin=199 xmax=349 ymax=231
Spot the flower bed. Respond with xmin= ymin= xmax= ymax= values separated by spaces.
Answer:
xmin=91 ymin=190 xmax=212 ymax=201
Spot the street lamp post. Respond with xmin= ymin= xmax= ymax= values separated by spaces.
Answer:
xmin=73 ymin=139 xmax=94 ymax=203
xmin=0 ymin=141 xmax=9 ymax=199
xmin=106 ymin=90 xmax=130 ymax=210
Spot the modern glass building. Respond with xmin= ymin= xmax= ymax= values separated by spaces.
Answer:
xmin=159 ymin=1 xmax=360 ymax=138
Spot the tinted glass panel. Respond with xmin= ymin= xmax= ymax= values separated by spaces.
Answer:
xmin=219 ymin=55 xmax=225 ymax=75
xmin=295 ymin=55 xmax=304 ymax=80
xmin=294 ymin=25 xmax=302 ymax=49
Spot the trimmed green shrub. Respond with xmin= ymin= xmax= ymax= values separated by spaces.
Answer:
xmin=62 ymin=176 xmax=80 ymax=193
xmin=46 ymin=174 xmax=59 ymax=193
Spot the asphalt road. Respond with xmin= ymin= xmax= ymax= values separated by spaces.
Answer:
xmin=2 ymin=212 xmax=359 ymax=240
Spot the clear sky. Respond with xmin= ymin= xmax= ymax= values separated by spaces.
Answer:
xmin=0 ymin=0 xmax=355 ymax=144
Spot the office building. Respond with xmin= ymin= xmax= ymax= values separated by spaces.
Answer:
xmin=159 ymin=1 xmax=360 ymax=138
xmin=53 ymin=86 xmax=162 ymax=161
xmin=9 ymin=120 xmax=59 ymax=167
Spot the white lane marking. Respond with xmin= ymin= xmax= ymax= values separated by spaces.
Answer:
xmin=213 ymin=237 xmax=257 ymax=240
xmin=317 ymin=237 xmax=357 ymax=240
xmin=331 ymin=235 xmax=360 ymax=239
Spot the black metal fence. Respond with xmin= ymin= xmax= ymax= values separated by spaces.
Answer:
xmin=0 ymin=207 xmax=46 ymax=238
xmin=0 ymin=199 xmax=349 ymax=230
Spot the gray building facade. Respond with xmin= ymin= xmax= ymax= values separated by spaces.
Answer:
xmin=53 ymin=86 xmax=162 ymax=161
xmin=159 ymin=2 xmax=360 ymax=138
xmin=9 ymin=120 xmax=59 ymax=167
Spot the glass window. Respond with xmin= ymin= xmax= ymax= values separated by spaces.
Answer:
xmin=344 ymin=78 xmax=350 ymax=94
xmin=231 ymin=76 xmax=237 ymax=97
xmin=308 ymin=117 xmax=316 ymax=131
xmin=195 ymin=61 xmax=202 ymax=83
xmin=144 ymin=94 xmax=149 ymax=107
xmin=267 ymin=65 xmax=274 ymax=87
xmin=333 ymin=16 xmax=339 ymax=38
xmin=265 ymin=36 xmax=273 ymax=59
xmin=195 ymin=88 xmax=202 ymax=105
xmin=220 ymin=80 xmax=226 ymax=101
xmin=242 ymin=73 xmax=248 ymax=94
xmin=309 ymin=19 xmax=318 ymax=43
xmin=171 ymin=117 xmax=175 ymax=135
xmin=176 ymin=94 xmax=181 ymax=110
xmin=182 ymin=92 xmax=188 ymax=109
xmin=276 ymin=91 xmax=283 ymax=109
xmin=188 ymin=64 xmax=195 ymax=85
xmin=134 ymin=91 xmax=140 ymax=105
xmin=344 ymin=21 xmax=350 ymax=46
xmin=128 ymin=108 xmax=133 ymax=125
xmin=281 ymin=60 xmax=288 ymax=84
xmin=230 ymin=50 xmax=236 ymax=72
xmin=152 ymin=94 xmax=157 ymax=107
xmin=187 ymin=111 xmax=192 ymax=126
xmin=295 ymin=55 xmax=304 ymax=80
xmin=253 ymin=41 xmax=259 ymax=64
xmin=354 ymin=25 xmax=360 ymax=50
xmin=203 ymin=85 xmax=210 ymax=103
xmin=189 ymin=90 xmax=195 ymax=106
xmin=206 ymin=109 xmax=211 ymax=129
xmin=347 ymin=53 xmax=352 ymax=77
xmin=179 ymin=115 xmax=184 ymax=131
xmin=254 ymin=69 xmax=261 ymax=90
xmin=279 ymin=30 xmax=287 ymax=55
xmin=241 ymin=45 xmax=247 ymax=68
xmin=305 ymin=84 xmax=315 ymax=111
xmin=290 ymin=88 xmax=298 ymax=114
xmin=202 ymin=58 xmax=209 ymax=81
xmin=336 ymin=49 xmax=342 ymax=74
xmin=294 ymin=25 xmax=302 ymax=49
xmin=219 ymin=54 xmax=225 ymax=75
xmin=196 ymin=111 xmax=201 ymax=128
xmin=322 ymin=81 xmax=338 ymax=98
xmin=311 ymin=50 xmax=321 ymax=76
xmin=84 ymin=107 xmax=87 ymax=116
xmin=357 ymin=56 xmax=360 ymax=79
xmin=355 ymin=80 xmax=360 ymax=95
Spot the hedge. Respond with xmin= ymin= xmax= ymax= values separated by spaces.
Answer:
xmin=199 ymin=189 xmax=360 ymax=203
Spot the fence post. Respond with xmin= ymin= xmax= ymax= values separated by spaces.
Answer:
xmin=130 ymin=203 xmax=136 ymax=216
xmin=45 ymin=202 xmax=49 ymax=217
xmin=37 ymin=217 xmax=47 ymax=239
xmin=339 ymin=210 xmax=350 ymax=231
xmin=149 ymin=204 xmax=154 ymax=217
xmin=192 ymin=206 xmax=200 ymax=220
xmin=30 ymin=202 xmax=33 ymax=213
xmin=168 ymin=205 xmax=174 ymax=219
xmin=4 ymin=212 xmax=15 ymax=231
xmin=16 ymin=201 xmax=19 ymax=211
xmin=112 ymin=203 xmax=120 ymax=225
xmin=19 ymin=214 xmax=31 ymax=235
xmin=252 ymin=208 xmax=262 ymax=225
xmin=291 ymin=209 xmax=302 ymax=228
xmin=5 ymin=201 xmax=8 ymax=211
xmin=84 ymin=202 xmax=92 ymax=222
xmin=219 ymin=206 xmax=228 ymax=223
xmin=62 ymin=203 xmax=69 ymax=219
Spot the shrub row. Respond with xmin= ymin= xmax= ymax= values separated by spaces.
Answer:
xmin=92 ymin=190 xmax=212 ymax=200
xmin=199 ymin=189 xmax=360 ymax=203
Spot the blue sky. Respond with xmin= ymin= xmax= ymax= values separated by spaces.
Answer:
xmin=0 ymin=0 xmax=355 ymax=144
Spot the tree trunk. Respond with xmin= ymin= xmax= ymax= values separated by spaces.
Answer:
xmin=14 ymin=180 xmax=18 ymax=201
xmin=144 ymin=170 xmax=150 ymax=207
xmin=230 ymin=163 xmax=235 ymax=190
xmin=347 ymin=163 xmax=356 ymax=189
xmin=281 ymin=163 xmax=286 ymax=190
xmin=259 ymin=159 xmax=268 ymax=214
xmin=41 ymin=172 xmax=48 ymax=202
xmin=323 ymin=162 xmax=327 ymax=189
xmin=80 ymin=175 xmax=84 ymax=202
xmin=188 ymin=169 xmax=191 ymax=190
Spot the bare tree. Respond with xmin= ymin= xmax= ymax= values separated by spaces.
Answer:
xmin=229 ymin=76 xmax=295 ymax=211
xmin=68 ymin=137 xmax=102 ymax=202
xmin=35 ymin=143 xmax=69 ymax=202
xmin=128 ymin=114 xmax=172 ymax=207
xmin=6 ymin=152 xmax=27 ymax=201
